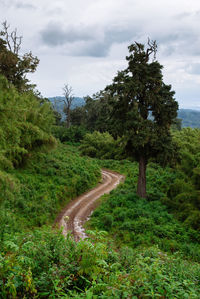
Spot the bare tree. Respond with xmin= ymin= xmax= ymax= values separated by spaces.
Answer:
xmin=1 ymin=21 xmax=22 ymax=55
xmin=63 ymin=84 xmax=74 ymax=128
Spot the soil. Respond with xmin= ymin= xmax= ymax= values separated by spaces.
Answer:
xmin=54 ymin=169 xmax=124 ymax=241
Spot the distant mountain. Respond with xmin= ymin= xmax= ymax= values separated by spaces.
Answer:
xmin=178 ymin=109 xmax=200 ymax=128
xmin=49 ymin=97 xmax=85 ymax=119
xmin=49 ymin=97 xmax=200 ymax=128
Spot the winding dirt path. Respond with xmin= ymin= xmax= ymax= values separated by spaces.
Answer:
xmin=55 ymin=169 xmax=124 ymax=241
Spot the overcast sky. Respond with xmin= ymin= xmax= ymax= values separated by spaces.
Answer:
xmin=1 ymin=0 xmax=200 ymax=109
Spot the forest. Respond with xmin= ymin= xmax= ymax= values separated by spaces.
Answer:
xmin=0 ymin=23 xmax=200 ymax=298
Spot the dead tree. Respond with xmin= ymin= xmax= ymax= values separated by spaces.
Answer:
xmin=63 ymin=84 xmax=74 ymax=128
xmin=1 ymin=21 xmax=22 ymax=55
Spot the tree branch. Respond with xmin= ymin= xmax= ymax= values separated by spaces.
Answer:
xmin=2 ymin=20 xmax=22 ymax=54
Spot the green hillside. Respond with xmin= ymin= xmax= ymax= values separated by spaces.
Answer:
xmin=178 ymin=109 xmax=200 ymax=128
xmin=1 ymin=35 xmax=200 ymax=298
xmin=1 ymin=130 xmax=200 ymax=298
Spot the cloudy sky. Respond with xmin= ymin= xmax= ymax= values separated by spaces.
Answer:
xmin=1 ymin=0 xmax=200 ymax=109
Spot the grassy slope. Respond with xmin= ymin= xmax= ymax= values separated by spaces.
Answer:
xmin=1 ymin=145 xmax=200 ymax=298
xmin=89 ymin=159 xmax=200 ymax=260
xmin=0 ymin=143 xmax=100 ymax=236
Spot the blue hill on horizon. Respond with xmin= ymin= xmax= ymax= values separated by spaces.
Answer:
xmin=49 ymin=96 xmax=200 ymax=128
xmin=49 ymin=97 xmax=85 ymax=119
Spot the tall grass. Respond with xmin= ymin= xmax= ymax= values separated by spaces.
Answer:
xmin=0 ymin=143 xmax=100 ymax=237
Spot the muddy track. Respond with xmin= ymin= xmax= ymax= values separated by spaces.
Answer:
xmin=55 ymin=169 xmax=124 ymax=241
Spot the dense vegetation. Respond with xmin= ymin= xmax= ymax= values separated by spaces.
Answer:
xmin=1 ymin=121 xmax=200 ymax=297
xmin=79 ymin=131 xmax=124 ymax=160
xmin=168 ymin=128 xmax=200 ymax=228
xmin=1 ymin=134 xmax=200 ymax=297
xmin=1 ymin=30 xmax=200 ymax=298
xmin=1 ymin=228 xmax=200 ymax=298
xmin=0 ymin=144 xmax=100 ymax=237
xmin=0 ymin=75 xmax=56 ymax=169
xmin=81 ymin=127 xmax=200 ymax=231
xmin=89 ymin=158 xmax=200 ymax=256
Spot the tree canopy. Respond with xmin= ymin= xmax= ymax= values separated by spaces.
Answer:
xmin=0 ymin=21 xmax=39 ymax=92
xmin=70 ymin=94 xmax=111 ymax=132
xmin=105 ymin=40 xmax=178 ymax=198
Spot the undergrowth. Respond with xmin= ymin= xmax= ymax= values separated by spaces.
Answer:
xmin=1 ymin=143 xmax=200 ymax=297
xmin=1 ymin=229 xmax=200 ymax=298
xmin=0 ymin=143 xmax=100 ymax=237
xmin=89 ymin=159 xmax=200 ymax=262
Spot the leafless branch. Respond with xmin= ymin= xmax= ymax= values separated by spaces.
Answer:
xmin=2 ymin=20 xmax=22 ymax=54
xmin=63 ymin=84 xmax=74 ymax=128
xmin=146 ymin=38 xmax=157 ymax=61
xmin=63 ymin=84 xmax=74 ymax=106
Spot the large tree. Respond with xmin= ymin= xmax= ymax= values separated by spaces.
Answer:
xmin=106 ymin=40 xmax=178 ymax=198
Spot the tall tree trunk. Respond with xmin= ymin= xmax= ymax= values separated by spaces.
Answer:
xmin=66 ymin=107 xmax=70 ymax=128
xmin=137 ymin=155 xmax=147 ymax=198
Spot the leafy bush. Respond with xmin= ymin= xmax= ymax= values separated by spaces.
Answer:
xmin=1 ymin=229 xmax=200 ymax=298
xmin=92 ymin=191 xmax=200 ymax=260
xmin=52 ymin=125 xmax=87 ymax=143
xmin=80 ymin=131 xmax=125 ymax=159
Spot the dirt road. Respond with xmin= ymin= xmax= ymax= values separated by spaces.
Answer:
xmin=55 ymin=169 xmax=124 ymax=241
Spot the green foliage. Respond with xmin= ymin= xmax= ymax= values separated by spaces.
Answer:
xmin=105 ymin=41 xmax=178 ymax=163
xmin=0 ymin=75 xmax=56 ymax=168
xmin=0 ymin=170 xmax=19 ymax=206
xmin=164 ymin=128 xmax=200 ymax=229
xmin=70 ymin=94 xmax=112 ymax=133
xmin=0 ymin=21 xmax=39 ymax=91
xmin=0 ymin=144 xmax=100 ymax=237
xmin=0 ymin=56 xmax=199 ymax=299
xmin=1 ymin=139 xmax=200 ymax=297
xmin=52 ymin=125 xmax=87 ymax=143
xmin=89 ymin=158 xmax=200 ymax=262
xmin=83 ymin=128 xmax=200 ymax=232
xmin=92 ymin=191 xmax=200 ymax=260
xmin=104 ymin=41 xmax=178 ymax=197
xmin=80 ymin=131 xmax=124 ymax=159
xmin=172 ymin=128 xmax=200 ymax=169
xmin=1 ymin=229 xmax=200 ymax=298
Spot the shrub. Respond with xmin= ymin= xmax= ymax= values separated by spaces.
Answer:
xmin=80 ymin=131 xmax=125 ymax=160
xmin=1 ymin=229 xmax=200 ymax=298
xmin=52 ymin=125 xmax=87 ymax=143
